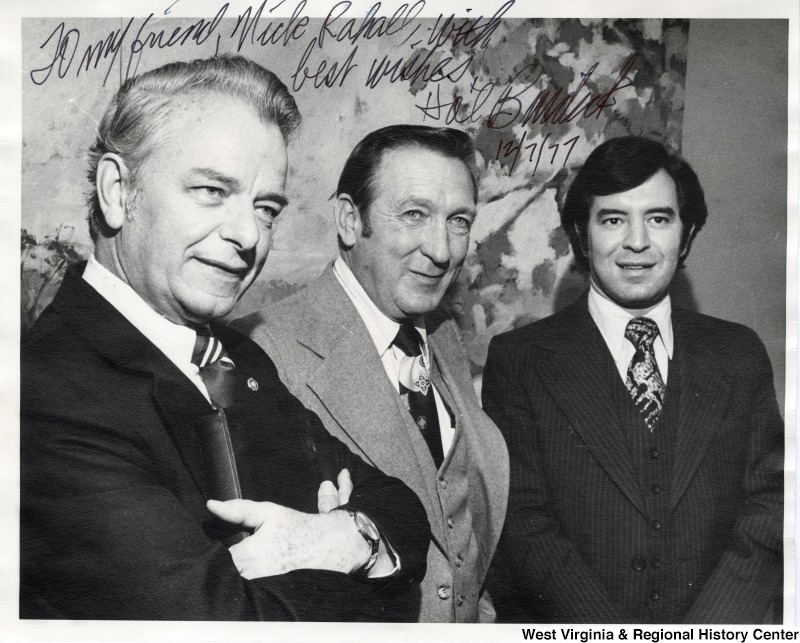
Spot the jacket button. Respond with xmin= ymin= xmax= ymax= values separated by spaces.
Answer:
xmin=649 ymin=448 xmax=660 ymax=459
xmin=439 ymin=478 xmax=448 ymax=490
xmin=631 ymin=557 xmax=646 ymax=571
xmin=651 ymin=484 xmax=662 ymax=495
xmin=651 ymin=519 xmax=662 ymax=531
xmin=447 ymin=517 xmax=454 ymax=529
xmin=650 ymin=591 xmax=660 ymax=601
xmin=456 ymin=594 xmax=465 ymax=607
xmin=455 ymin=553 xmax=463 ymax=567
xmin=651 ymin=557 xmax=662 ymax=568
xmin=437 ymin=585 xmax=452 ymax=600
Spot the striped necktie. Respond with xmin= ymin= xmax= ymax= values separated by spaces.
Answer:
xmin=192 ymin=328 xmax=236 ymax=408
xmin=190 ymin=328 xmax=244 ymax=538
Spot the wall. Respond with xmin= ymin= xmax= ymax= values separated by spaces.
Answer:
xmin=19 ymin=16 xmax=789 ymax=413
xmin=20 ymin=16 xmax=689 ymax=354
xmin=680 ymin=20 xmax=788 ymax=414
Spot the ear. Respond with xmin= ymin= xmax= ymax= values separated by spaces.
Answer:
xmin=96 ymin=153 xmax=133 ymax=231
xmin=334 ymin=194 xmax=361 ymax=248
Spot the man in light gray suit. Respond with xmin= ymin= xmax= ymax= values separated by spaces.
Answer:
xmin=250 ymin=125 xmax=509 ymax=622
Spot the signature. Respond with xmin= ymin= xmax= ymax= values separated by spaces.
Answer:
xmin=415 ymin=54 xmax=639 ymax=130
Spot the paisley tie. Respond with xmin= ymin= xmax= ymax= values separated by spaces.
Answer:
xmin=625 ymin=317 xmax=666 ymax=431
xmin=393 ymin=322 xmax=444 ymax=469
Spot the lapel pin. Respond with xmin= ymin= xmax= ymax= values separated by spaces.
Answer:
xmin=247 ymin=377 xmax=259 ymax=391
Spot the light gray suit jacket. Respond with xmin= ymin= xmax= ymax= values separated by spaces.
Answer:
xmin=249 ymin=264 xmax=509 ymax=622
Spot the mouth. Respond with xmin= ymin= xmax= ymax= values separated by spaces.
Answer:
xmin=617 ymin=262 xmax=655 ymax=272
xmin=410 ymin=270 xmax=447 ymax=284
xmin=195 ymin=257 xmax=250 ymax=278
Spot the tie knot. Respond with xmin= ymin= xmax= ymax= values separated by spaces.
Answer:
xmin=393 ymin=322 xmax=423 ymax=357
xmin=192 ymin=329 xmax=227 ymax=368
xmin=625 ymin=317 xmax=660 ymax=348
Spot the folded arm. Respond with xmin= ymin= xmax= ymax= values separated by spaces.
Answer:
xmin=20 ymin=387 xmax=404 ymax=620
xmin=207 ymin=471 xmax=398 ymax=579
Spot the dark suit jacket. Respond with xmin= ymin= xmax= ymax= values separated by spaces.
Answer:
xmin=482 ymin=295 xmax=783 ymax=624
xmin=20 ymin=262 xmax=430 ymax=620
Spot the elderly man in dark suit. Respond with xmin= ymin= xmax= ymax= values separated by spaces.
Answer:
xmin=483 ymin=136 xmax=783 ymax=623
xmin=251 ymin=125 xmax=509 ymax=622
xmin=20 ymin=55 xmax=430 ymax=620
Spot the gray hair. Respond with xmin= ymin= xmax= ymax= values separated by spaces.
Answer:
xmin=86 ymin=54 xmax=301 ymax=241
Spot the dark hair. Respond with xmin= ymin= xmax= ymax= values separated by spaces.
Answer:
xmin=561 ymin=136 xmax=707 ymax=270
xmin=86 ymin=54 xmax=301 ymax=241
xmin=336 ymin=124 xmax=478 ymax=236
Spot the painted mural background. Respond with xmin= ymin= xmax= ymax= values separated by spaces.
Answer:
xmin=21 ymin=14 xmax=688 ymax=387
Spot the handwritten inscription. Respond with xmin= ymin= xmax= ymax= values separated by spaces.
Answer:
xmin=230 ymin=0 xmax=310 ymax=50
xmin=29 ymin=0 xmax=514 ymax=88
xmin=30 ymin=6 xmax=228 ymax=86
xmin=416 ymin=55 xmax=638 ymax=130
xmin=27 ymin=0 xmax=641 ymax=160
xmin=496 ymin=132 xmax=581 ymax=176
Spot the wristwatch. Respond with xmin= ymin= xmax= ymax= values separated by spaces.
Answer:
xmin=344 ymin=509 xmax=380 ymax=574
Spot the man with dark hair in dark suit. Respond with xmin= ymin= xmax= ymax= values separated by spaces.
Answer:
xmin=20 ymin=54 xmax=430 ymax=620
xmin=483 ymin=136 xmax=783 ymax=623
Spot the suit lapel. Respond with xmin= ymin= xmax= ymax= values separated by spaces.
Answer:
xmin=537 ymin=299 xmax=647 ymax=517
xmin=53 ymin=263 xmax=217 ymax=499
xmin=297 ymin=267 xmax=447 ymax=543
xmin=428 ymin=348 xmax=459 ymax=464
xmin=669 ymin=309 xmax=735 ymax=510
xmin=150 ymin=366 xmax=217 ymax=499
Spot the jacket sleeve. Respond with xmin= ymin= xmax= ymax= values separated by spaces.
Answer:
xmin=482 ymin=335 xmax=635 ymax=623
xmin=232 ymin=323 xmax=431 ymax=588
xmin=683 ymin=328 xmax=784 ymax=623
xmin=20 ymin=357 xmax=402 ymax=621
xmin=294 ymin=403 xmax=431 ymax=587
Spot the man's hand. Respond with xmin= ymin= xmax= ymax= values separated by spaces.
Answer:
xmin=317 ymin=469 xmax=353 ymax=513
xmin=207 ymin=498 xmax=370 ymax=579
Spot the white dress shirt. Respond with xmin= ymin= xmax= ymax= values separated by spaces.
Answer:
xmin=333 ymin=257 xmax=456 ymax=458
xmin=587 ymin=284 xmax=674 ymax=384
xmin=82 ymin=255 xmax=212 ymax=403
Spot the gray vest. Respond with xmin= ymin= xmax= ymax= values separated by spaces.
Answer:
xmin=414 ymin=355 xmax=487 ymax=622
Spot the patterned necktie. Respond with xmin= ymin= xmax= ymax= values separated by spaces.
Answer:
xmin=624 ymin=317 xmax=666 ymax=431
xmin=191 ymin=329 xmax=244 ymax=540
xmin=394 ymin=322 xmax=445 ymax=469
xmin=192 ymin=328 xmax=236 ymax=408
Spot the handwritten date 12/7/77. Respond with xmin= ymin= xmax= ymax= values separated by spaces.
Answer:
xmin=497 ymin=132 xmax=580 ymax=177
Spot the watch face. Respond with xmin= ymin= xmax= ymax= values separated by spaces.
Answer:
xmin=355 ymin=513 xmax=380 ymax=541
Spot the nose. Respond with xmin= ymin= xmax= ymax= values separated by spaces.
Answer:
xmin=420 ymin=217 xmax=451 ymax=266
xmin=219 ymin=199 xmax=261 ymax=251
xmin=623 ymin=217 xmax=650 ymax=252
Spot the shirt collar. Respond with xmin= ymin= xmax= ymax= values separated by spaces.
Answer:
xmin=332 ymin=257 xmax=427 ymax=356
xmin=82 ymin=255 xmax=198 ymax=370
xmin=587 ymin=282 xmax=674 ymax=360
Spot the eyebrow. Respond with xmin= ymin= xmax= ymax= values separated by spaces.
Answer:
xmin=190 ymin=167 xmax=289 ymax=208
xmin=594 ymin=207 xmax=676 ymax=216
xmin=191 ymin=168 xmax=240 ymax=190
xmin=401 ymin=197 xmax=477 ymax=217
